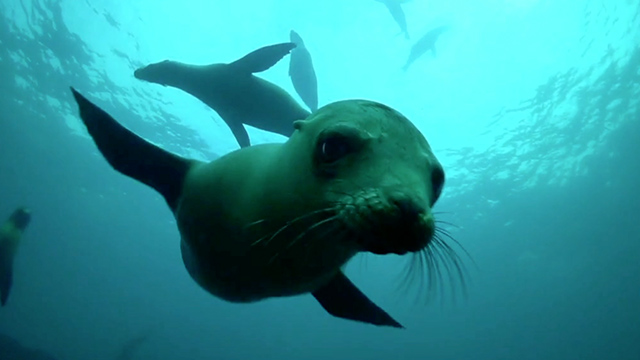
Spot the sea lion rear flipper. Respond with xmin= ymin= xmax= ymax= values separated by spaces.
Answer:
xmin=231 ymin=42 xmax=297 ymax=74
xmin=69 ymin=87 xmax=192 ymax=212
xmin=0 ymin=260 xmax=13 ymax=306
xmin=312 ymin=271 xmax=404 ymax=328
xmin=225 ymin=119 xmax=251 ymax=148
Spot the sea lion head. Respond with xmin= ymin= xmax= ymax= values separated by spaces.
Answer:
xmin=287 ymin=100 xmax=444 ymax=256
xmin=134 ymin=60 xmax=184 ymax=87
xmin=9 ymin=207 xmax=31 ymax=231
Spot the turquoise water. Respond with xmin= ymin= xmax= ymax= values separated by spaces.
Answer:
xmin=0 ymin=1 xmax=638 ymax=359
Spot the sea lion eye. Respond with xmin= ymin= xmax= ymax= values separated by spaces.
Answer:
xmin=318 ymin=135 xmax=352 ymax=164
xmin=431 ymin=166 xmax=445 ymax=203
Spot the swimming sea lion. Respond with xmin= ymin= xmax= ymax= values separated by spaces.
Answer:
xmin=0 ymin=207 xmax=31 ymax=306
xmin=375 ymin=0 xmax=411 ymax=39
xmin=288 ymin=30 xmax=318 ymax=112
xmin=69 ymin=86 xmax=447 ymax=328
xmin=134 ymin=42 xmax=311 ymax=148
xmin=402 ymin=25 xmax=450 ymax=71
xmin=0 ymin=333 xmax=58 ymax=360
xmin=115 ymin=329 xmax=153 ymax=360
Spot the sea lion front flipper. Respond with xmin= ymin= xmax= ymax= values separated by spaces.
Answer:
xmin=395 ymin=29 xmax=410 ymax=39
xmin=0 ymin=259 xmax=13 ymax=306
xmin=225 ymin=119 xmax=251 ymax=148
xmin=312 ymin=271 xmax=404 ymax=328
xmin=230 ymin=42 xmax=297 ymax=74
xmin=69 ymin=87 xmax=193 ymax=212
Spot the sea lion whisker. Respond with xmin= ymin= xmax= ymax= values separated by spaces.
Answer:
xmin=268 ymin=216 xmax=340 ymax=264
xmin=424 ymin=238 xmax=458 ymax=304
xmin=399 ymin=250 xmax=431 ymax=305
xmin=432 ymin=235 xmax=469 ymax=300
xmin=398 ymin=255 xmax=415 ymax=294
xmin=243 ymin=219 xmax=267 ymax=230
xmin=430 ymin=237 xmax=461 ymax=302
xmin=434 ymin=219 xmax=461 ymax=229
xmin=399 ymin=230 xmax=470 ymax=305
xmin=251 ymin=207 xmax=338 ymax=247
xmin=434 ymin=227 xmax=476 ymax=267
xmin=397 ymin=254 xmax=415 ymax=303
xmin=416 ymin=245 xmax=439 ymax=301
xmin=427 ymin=243 xmax=445 ymax=297
xmin=435 ymin=227 xmax=468 ymax=254
xmin=432 ymin=211 xmax=456 ymax=216
xmin=284 ymin=216 xmax=340 ymax=252
xmin=439 ymin=239 xmax=471 ymax=288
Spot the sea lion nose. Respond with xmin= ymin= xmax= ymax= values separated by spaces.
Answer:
xmin=392 ymin=198 xmax=426 ymax=220
xmin=389 ymin=197 xmax=433 ymax=253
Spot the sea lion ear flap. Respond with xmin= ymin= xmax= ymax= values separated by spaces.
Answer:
xmin=311 ymin=271 xmax=404 ymax=328
xmin=231 ymin=42 xmax=297 ymax=74
xmin=293 ymin=119 xmax=308 ymax=131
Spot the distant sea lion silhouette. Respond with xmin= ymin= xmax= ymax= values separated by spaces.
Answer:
xmin=403 ymin=25 xmax=450 ymax=71
xmin=115 ymin=329 xmax=154 ymax=360
xmin=0 ymin=333 xmax=58 ymax=360
xmin=375 ymin=0 xmax=411 ymax=39
xmin=134 ymin=43 xmax=310 ymax=148
xmin=0 ymin=207 xmax=31 ymax=306
xmin=288 ymin=30 xmax=318 ymax=112
xmin=69 ymin=87 xmax=455 ymax=328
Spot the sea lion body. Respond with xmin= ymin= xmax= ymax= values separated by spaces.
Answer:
xmin=70 ymin=88 xmax=446 ymax=328
xmin=178 ymin=143 xmax=354 ymax=302
xmin=134 ymin=43 xmax=310 ymax=148
xmin=375 ymin=0 xmax=411 ymax=39
xmin=403 ymin=25 xmax=450 ymax=71
xmin=0 ymin=207 xmax=31 ymax=306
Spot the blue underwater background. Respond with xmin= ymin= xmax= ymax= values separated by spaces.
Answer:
xmin=1 ymin=0 xmax=639 ymax=359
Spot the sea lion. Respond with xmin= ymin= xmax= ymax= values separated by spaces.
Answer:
xmin=375 ymin=0 xmax=411 ymax=39
xmin=69 ymin=86 xmax=447 ymax=328
xmin=115 ymin=329 xmax=153 ymax=360
xmin=0 ymin=333 xmax=58 ymax=360
xmin=0 ymin=207 xmax=31 ymax=306
xmin=402 ymin=25 xmax=450 ymax=71
xmin=288 ymin=30 xmax=318 ymax=112
xmin=134 ymin=42 xmax=311 ymax=148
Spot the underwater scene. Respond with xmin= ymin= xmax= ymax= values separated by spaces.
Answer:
xmin=0 ymin=0 xmax=639 ymax=359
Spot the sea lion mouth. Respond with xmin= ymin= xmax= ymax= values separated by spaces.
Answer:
xmin=339 ymin=190 xmax=435 ymax=255
xmin=360 ymin=216 xmax=435 ymax=255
